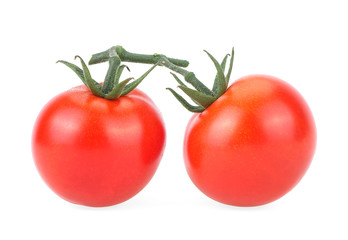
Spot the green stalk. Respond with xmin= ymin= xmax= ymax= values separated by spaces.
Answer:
xmin=89 ymin=46 xmax=189 ymax=67
xmin=102 ymin=56 xmax=121 ymax=93
xmin=158 ymin=56 xmax=214 ymax=96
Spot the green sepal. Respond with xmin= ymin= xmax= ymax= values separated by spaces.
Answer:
xmin=178 ymin=86 xmax=216 ymax=109
xmin=204 ymin=50 xmax=226 ymax=98
xmin=104 ymin=78 xmax=133 ymax=100
xmin=212 ymin=54 xmax=229 ymax=95
xmin=56 ymin=60 xmax=87 ymax=86
xmin=115 ymin=64 xmax=130 ymax=85
xmin=121 ymin=64 xmax=157 ymax=96
xmin=184 ymin=72 xmax=215 ymax=96
xmin=166 ymin=88 xmax=205 ymax=112
xmin=74 ymin=56 xmax=105 ymax=98
xmin=170 ymin=72 xmax=201 ymax=106
xmin=170 ymin=72 xmax=188 ymax=88
xmin=226 ymin=47 xmax=234 ymax=85
xmin=102 ymin=56 xmax=121 ymax=93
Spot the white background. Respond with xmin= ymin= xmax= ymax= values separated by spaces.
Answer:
xmin=1 ymin=0 xmax=347 ymax=239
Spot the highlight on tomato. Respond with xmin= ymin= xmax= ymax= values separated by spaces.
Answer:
xmin=159 ymin=48 xmax=316 ymax=207
xmin=32 ymin=46 xmax=188 ymax=207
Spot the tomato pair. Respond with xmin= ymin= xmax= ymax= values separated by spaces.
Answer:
xmin=32 ymin=46 xmax=316 ymax=207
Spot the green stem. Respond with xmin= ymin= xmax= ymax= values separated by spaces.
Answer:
xmin=89 ymin=46 xmax=189 ymax=67
xmin=102 ymin=56 xmax=121 ymax=93
xmin=158 ymin=56 xmax=190 ymax=76
xmin=158 ymin=56 xmax=214 ymax=96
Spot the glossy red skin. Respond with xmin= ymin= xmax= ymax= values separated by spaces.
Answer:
xmin=32 ymin=85 xmax=165 ymax=207
xmin=184 ymin=75 xmax=316 ymax=207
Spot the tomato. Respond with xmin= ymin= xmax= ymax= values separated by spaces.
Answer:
xmin=32 ymin=85 xmax=166 ymax=207
xmin=183 ymin=75 xmax=316 ymax=206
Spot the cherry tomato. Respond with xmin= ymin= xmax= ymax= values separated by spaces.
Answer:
xmin=32 ymin=85 xmax=166 ymax=207
xmin=184 ymin=75 xmax=316 ymax=206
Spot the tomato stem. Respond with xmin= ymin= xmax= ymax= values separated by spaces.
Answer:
xmin=102 ymin=56 xmax=121 ymax=93
xmin=89 ymin=46 xmax=189 ymax=68
xmin=158 ymin=55 xmax=214 ymax=96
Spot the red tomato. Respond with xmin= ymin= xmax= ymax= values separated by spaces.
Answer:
xmin=184 ymin=75 xmax=316 ymax=206
xmin=32 ymin=85 xmax=166 ymax=207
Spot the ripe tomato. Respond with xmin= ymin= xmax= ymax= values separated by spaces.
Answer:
xmin=32 ymin=85 xmax=166 ymax=207
xmin=184 ymin=75 xmax=316 ymax=206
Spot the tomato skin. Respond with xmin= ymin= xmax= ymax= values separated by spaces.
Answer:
xmin=184 ymin=75 xmax=316 ymax=207
xmin=32 ymin=85 xmax=165 ymax=207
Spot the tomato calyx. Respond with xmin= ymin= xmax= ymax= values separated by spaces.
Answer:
xmin=57 ymin=46 xmax=189 ymax=100
xmin=57 ymin=55 xmax=156 ymax=100
xmin=160 ymin=48 xmax=235 ymax=112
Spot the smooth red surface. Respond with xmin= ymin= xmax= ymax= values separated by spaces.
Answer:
xmin=184 ymin=75 xmax=316 ymax=206
xmin=32 ymin=85 xmax=166 ymax=207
